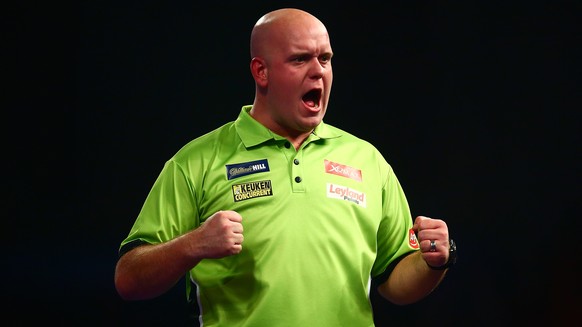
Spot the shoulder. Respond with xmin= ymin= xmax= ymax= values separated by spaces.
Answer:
xmin=321 ymin=122 xmax=381 ymax=153
xmin=172 ymin=121 xmax=237 ymax=163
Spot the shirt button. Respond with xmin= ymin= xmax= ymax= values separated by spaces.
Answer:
xmin=293 ymin=159 xmax=300 ymax=165
xmin=294 ymin=176 xmax=302 ymax=183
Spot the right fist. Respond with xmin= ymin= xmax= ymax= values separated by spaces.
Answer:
xmin=194 ymin=210 xmax=244 ymax=258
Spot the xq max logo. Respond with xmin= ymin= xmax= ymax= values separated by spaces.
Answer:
xmin=324 ymin=159 xmax=362 ymax=182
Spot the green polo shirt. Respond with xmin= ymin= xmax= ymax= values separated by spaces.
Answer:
xmin=120 ymin=105 xmax=418 ymax=326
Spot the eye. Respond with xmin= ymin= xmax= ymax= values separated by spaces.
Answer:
xmin=292 ymin=55 xmax=308 ymax=63
xmin=319 ymin=54 xmax=332 ymax=63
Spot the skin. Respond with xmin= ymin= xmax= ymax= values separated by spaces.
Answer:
xmin=381 ymin=215 xmax=450 ymax=305
xmin=248 ymin=8 xmax=333 ymax=149
xmin=115 ymin=8 xmax=450 ymax=306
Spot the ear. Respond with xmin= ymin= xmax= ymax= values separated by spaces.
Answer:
xmin=250 ymin=57 xmax=268 ymax=87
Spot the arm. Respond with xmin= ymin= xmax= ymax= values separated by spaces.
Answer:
xmin=377 ymin=216 xmax=452 ymax=305
xmin=114 ymin=210 xmax=244 ymax=301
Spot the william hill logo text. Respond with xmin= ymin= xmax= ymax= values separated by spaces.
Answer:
xmin=226 ymin=159 xmax=270 ymax=180
xmin=232 ymin=180 xmax=273 ymax=202
xmin=326 ymin=183 xmax=366 ymax=207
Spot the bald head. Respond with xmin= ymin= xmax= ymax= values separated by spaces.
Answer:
xmin=247 ymin=8 xmax=333 ymax=147
xmin=250 ymin=8 xmax=329 ymax=59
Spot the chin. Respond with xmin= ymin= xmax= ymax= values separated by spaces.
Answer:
xmin=303 ymin=116 xmax=323 ymax=129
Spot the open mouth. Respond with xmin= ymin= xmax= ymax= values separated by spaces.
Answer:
xmin=302 ymin=89 xmax=322 ymax=109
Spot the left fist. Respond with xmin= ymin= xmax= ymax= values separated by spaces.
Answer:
xmin=413 ymin=215 xmax=450 ymax=268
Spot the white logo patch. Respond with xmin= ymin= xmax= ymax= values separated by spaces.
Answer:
xmin=326 ymin=183 xmax=366 ymax=207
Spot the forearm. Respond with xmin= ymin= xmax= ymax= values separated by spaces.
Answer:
xmin=114 ymin=233 xmax=202 ymax=301
xmin=114 ymin=210 xmax=245 ymax=300
xmin=377 ymin=251 xmax=447 ymax=305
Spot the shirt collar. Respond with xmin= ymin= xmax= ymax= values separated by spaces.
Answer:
xmin=235 ymin=105 xmax=342 ymax=148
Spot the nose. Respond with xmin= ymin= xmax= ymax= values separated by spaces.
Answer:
xmin=309 ymin=58 xmax=325 ymax=79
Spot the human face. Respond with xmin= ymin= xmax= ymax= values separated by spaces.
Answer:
xmin=264 ymin=18 xmax=333 ymax=139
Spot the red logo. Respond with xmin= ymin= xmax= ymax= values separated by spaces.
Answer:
xmin=408 ymin=229 xmax=419 ymax=249
xmin=324 ymin=160 xmax=362 ymax=181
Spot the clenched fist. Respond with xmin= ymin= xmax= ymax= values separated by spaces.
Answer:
xmin=193 ymin=210 xmax=244 ymax=259
xmin=412 ymin=215 xmax=450 ymax=269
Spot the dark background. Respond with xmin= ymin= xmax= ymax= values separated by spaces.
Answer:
xmin=6 ymin=1 xmax=579 ymax=325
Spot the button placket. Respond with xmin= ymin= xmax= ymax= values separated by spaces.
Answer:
xmin=291 ymin=152 xmax=305 ymax=192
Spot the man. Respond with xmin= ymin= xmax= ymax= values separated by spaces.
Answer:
xmin=115 ymin=8 xmax=456 ymax=326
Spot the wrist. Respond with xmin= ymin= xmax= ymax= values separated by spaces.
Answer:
xmin=427 ymin=238 xmax=457 ymax=270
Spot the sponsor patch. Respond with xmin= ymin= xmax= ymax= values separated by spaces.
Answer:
xmin=324 ymin=160 xmax=362 ymax=182
xmin=326 ymin=183 xmax=366 ymax=207
xmin=408 ymin=229 xmax=419 ymax=249
xmin=232 ymin=180 xmax=273 ymax=202
xmin=226 ymin=159 xmax=270 ymax=180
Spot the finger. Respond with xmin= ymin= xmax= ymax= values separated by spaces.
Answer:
xmin=413 ymin=216 xmax=430 ymax=231
xmin=421 ymin=239 xmax=439 ymax=253
xmin=232 ymin=223 xmax=244 ymax=234
xmin=225 ymin=210 xmax=243 ymax=223
xmin=232 ymin=244 xmax=243 ymax=254
xmin=234 ymin=234 xmax=244 ymax=245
